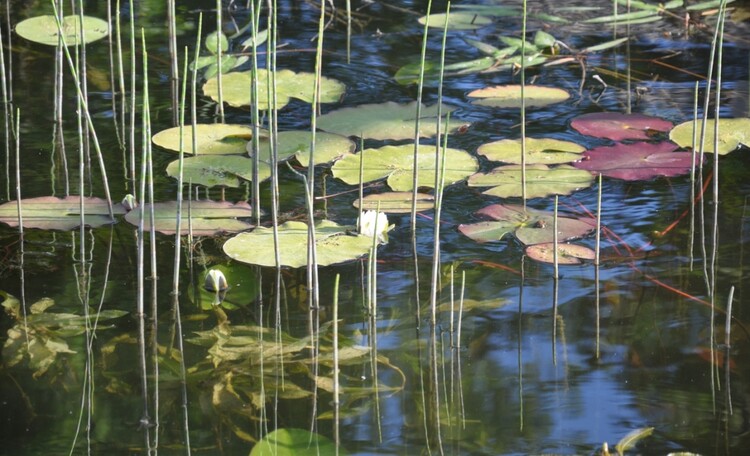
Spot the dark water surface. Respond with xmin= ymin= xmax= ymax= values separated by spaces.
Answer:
xmin=1 ymin=0 xmax=750 ymax=454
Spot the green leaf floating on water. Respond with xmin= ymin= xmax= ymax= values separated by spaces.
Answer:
xmin=417 ymin=11 xmax=493 ymax=30
xmin=354 ymin=192 xmax=435 ymax=213
xmin=477 ymin=137 xmax=585 ymax=164
xmin=318 ymin=101 xmax=467 ymax=140
xmin=333 ymin=144 xmax=478 ymax=191
xmin=124 ymin=201 xmax=254 ymax=236
xmin=152 ymin=123 xmax=255 ymax=155
xmin=223 ymin=220 xmax=374 ymax=268
xmin=0 ymin=196 xmax=125 ymax=230
xmin=468 ymin=85 xmax=570 ymax=108
xmin=203 ymin=69 xmax=345 ymax=110
xmin=15 ymin=15 xmax=109 ymax=46
xmin=166 ymin=155 xmax=272 ymax=188
xmin=670 ymin=118 xmax=750 ymax=155
xmin=250 ymin=428 xmax=343 ymax=456
xmin=247 ymin=131 xmax=356 ymax=166
xmin=468 ymin=164 xmax=594 ymax=198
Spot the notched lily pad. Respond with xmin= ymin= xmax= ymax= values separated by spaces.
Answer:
xmin=670 ymin=118 xmax=750 ymax=155
xmin=458 ymin=203 xmax=595 ymax=245
xmin=417 ymin=12 xmax=493 ymax=30
xmin=166 ymin=155 xmax=272 ymax=188
xmin=152 ymin=124 xmax=255 ymax=155
xmin=354 ymin=192 xmax=435 ymax=213
xmin=477 ymin=137 xmax=585 ymax=164
xmin=468 ymin=164 xmax=594 ymax=198
xmin=124 ymin=201 xmax=254 ymax=236
xmin=247 ymin=131 xmax=355 ymax=166
xmin=318 ymin=101 xmax=467 ymax=140
xmin=573 ymin=141 xmax=701 ymax=181
xmin=203 ymin=69 xmax=345 ymax=110
xmin=223 ymin=220 xmax=374 ymax=268
xmin=468 ymin=85 xmax=570 ymax=108
xmin=16 ymin=15 xmax=109 ymax=46
xmin=0 ymin=196 xmax=125 ymax=230
xmin=332 ymin=144 xmax=478 ymax=191
xmin=525 ymin=242 xmax=596 ymax=264
xmin=571 ymin=112 xmax=673 ymax=141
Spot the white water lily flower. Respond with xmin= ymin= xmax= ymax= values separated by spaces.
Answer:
xmin=204 ymin=269 xmax=229 ymax=292
xmin=358 ymin=210 xmax=393 ymax=244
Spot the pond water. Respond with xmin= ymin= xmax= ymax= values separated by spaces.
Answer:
xmin=1 ymin=0 xmax=750 ymax=454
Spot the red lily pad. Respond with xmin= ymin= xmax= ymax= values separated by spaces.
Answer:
xmin=525 ymin=242 xmax=596 ymax=264
xmin=0 ymin=196 xmax=125 ymax=230
xmin=573 ymin=141 xmax=701 ymax=181
xmin=571 ymin=112 xmax=673 ymax=141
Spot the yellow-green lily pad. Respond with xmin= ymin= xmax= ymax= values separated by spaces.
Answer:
xmin=124 ymin=201 xmax=254 ymax=236
xmin=669 ymin=118 xmax=750 ymax=155
xmin=15 ymin=15 xmax=109 ymax=46
xmin=354 ymin=192 xmax=435 ymax=213
xmin=468 ymin=164 xmax=594 ymax=198
xmin=417 ymin=12 xmax=493 ymax=30
xmin=318 ymin=101 xmax=467 ymax=140
xmin=468 ymin=85 xmax=570 ymax=108
xmin=203 ymin=69 xmax=345 ymax=110
xmin=152 ymin=124 xmax=255 ymax=155
xmin=477 ymin=137 xmax=585 ymax=164
xmin=332 ymin=144 xmax=478 ymax=191
xmin=223 ymin=220 xmax=374 ymax=268
xmin=248 ymin=131 xmax=356 ymax=166
xmin=166 ymin=155 xmax=272 ymax=188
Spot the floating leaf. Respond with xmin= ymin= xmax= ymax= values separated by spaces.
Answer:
xmin=124 ymin=201 xmax=254 ymax=236
xmin=395 ymin=58 xmax=498 ymax=85
xmin=249 ymin=428 xmax=343 ymax=456
xmin=166 ymin=155 xmax=272 ymax=188
xmin=458 ymin=204 xmax=595 ymax=245
xmin=152 ymin=124 xmax=254 ymax=155
xmin=525 ymin=242 xmax=596 ymax=264
xmin=670 ymin=118 xmax=750 ymax=155
xmin=468 ymin=85 xmax=570 ymax=108
xmin=15 ymin=15 xmax=109 ymax=46
xmin=203 ymin=69 xmax=345 ymax=110
xmin=573 ymin=141 xmax=701 ymax=181
xmin=332 ymin=144 xmax=478 ymax=191
xmin=318 ymin=101 xmax=466 ymax=140
xmin=468 ymin=164 xmax=594 ymax=198
xmin=615 ymin=427 xmax=655 ymax=455
xmin=417 ymin=12 xmax=493 ymax=30
xmin=247 ymin=131 xmax=355 ymax=166
xmin=477 ymin=137 xmax=585 ymax=164
xmin=571 ymin=112 xmax=673 ymax=141
xmin=205 ymin=31 xmax=228 ymax=54
xmin=354 ymin=192 xmax=435 ymax=213
xmin=0 ymin=196 xmax=125 ymax=230
xmin=223 ymin=220 xmax=374 ymax=268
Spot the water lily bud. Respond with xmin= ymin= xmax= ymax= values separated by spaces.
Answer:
xmin=358 ymin=210 xmax=392 ymax=244
xmin=121 ymin=194 xmax=138 ymax=211
xmin=204 ymin=269 xmax=229 ymax=292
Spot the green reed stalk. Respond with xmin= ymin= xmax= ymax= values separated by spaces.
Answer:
xmin=13 ymin=108 xmax=28 ymax=351
xmin=215 ymin=0 xmax=225 ymax=122
xmin=689 ymin=81 xmax=698 ymax=269
xmin=51 ymin=1 xmax=114 ymax=219
xmin=248 ymin=0 xmax=261 ymax=223
xmin=115 ymin=0 xmax=126 ymax=144
xmin=626 ymin=0 xmax=632 ymax=113
xmin=76 ymin=0 xmax=92 ymax=188
xmin=595 ymin=174 xmax=602 ymax=359
xmin=168 ymin=0 xmax=179 ymax=124
xmin=346 ymin=0 xmax=351 ymax=64
xmin=128 ymin=0 xmax=137 ymax=196
xmin=0 ymin=2 xmax=9 ymax=201
xmin=357 ymin=137 xmax=364 ymax=231
xmin=332 ymin=273 xmax=341 ymax=448
xmin=521 ymin=0 xmax=527 ymax=208
xmin=53 ymin=0 xmax=70 ymax=196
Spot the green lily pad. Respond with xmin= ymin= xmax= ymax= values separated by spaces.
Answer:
xmin=250 ymin=428 xmax=343 ymax=456
xmin=332 ymin=144 xmax=478 ymax=191
xmin=477 ymin=137 xmax=585 ymax=164
xmin=458 ymin=203 xmax=595 ymax=245
xmin=166 ymin=155 xmax=272 ymax=188
xmin=468 ymin=85 xmax=570 ymax=108
xmin=0 ymin=196 xmax=125 ymax=230
xmin=354 ymin=192 xmax=435 ymax=213
xmin=525 ymin=242 xmax=596 ymax=264
xmin=669 ymin=118 xmax=750 ymax=155
xmin=152 ymin=124 xmax=255 ymax=155
xmin=203 ymin=69 xmax=345 ymax=110
xmin=417 ymin=12 xmax=493 ymax=30
xmin=318 ymin=101 xmax=467 ymax=140
xmin=468 ymin=164 xmax=594 ymax=198
xmin=124 ymin=201 xmax=254 ymax=236
xmin=223 ymin=220 xmax=374 ymax=268
xmin=189 ymin=263 xmax=260 ymax=311
xmin=248 ymin=131 xmax=355 ymax=166
xmin=15 ymin=15 xmax=109 ymax=46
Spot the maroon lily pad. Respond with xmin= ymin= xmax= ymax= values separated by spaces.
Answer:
xmin=573 ymin=141 xmax=701 ymax=181
xmin=0 ymin=196 xmax=125 ymax=230
xmin=571 ymin=112 xmax=673 ymax=141
xmin=458 ymin=203 xmax=595 ymax=245
xmin=525 ymin=242 xmax=596 ymax=264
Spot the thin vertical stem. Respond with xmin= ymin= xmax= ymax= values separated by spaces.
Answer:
xmin=520 ymin=0 xmax=527 ymax=208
